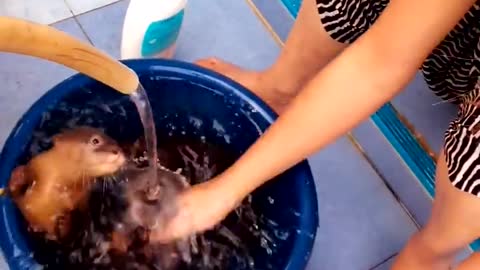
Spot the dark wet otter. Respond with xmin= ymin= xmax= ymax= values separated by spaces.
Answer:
xmin=71 ymin=138 xmax=212 ymax=269
xmin=89 ymin=165 xmax=193 ymax=269
xmin=31 ymin=137 xmax=279 ymax=270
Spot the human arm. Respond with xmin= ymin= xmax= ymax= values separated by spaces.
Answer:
xmin=153 ymin=0 xmax=478 ymax=241
xmin=222 ymin=0 xmax=477 ymax=196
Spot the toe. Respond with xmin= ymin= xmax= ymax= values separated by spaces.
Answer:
xmin=195 ymin=57 xmax=221 ymax=68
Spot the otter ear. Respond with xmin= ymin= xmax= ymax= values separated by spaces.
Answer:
xmin=8 ymin=165 xmax=27 ymax=198
xmin=51 ymin=134 xmax=64 ymax=146
xmin=51 ymin=127 xmax=73 ymax=145
xmin=52 ymin=128 xmax=72 ymax=146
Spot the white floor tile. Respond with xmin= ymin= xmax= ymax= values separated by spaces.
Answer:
xmin=0 ymin=0 xmax=71 ymax=24
xmin=65 ymin=0 xmax=120 ymax=15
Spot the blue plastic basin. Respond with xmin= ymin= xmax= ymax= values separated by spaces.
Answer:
xmin=0 ymin=59 xmax=318 ymax=269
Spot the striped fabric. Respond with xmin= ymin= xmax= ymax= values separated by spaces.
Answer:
xmin=317 ymin=0 xmax=480 ymax=195
xmin=444 ymin=81 xmax=480 ymax=195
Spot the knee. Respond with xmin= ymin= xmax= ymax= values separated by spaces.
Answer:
xmin=407 ymin=230 xmax=458 ymax=262
xmin=392 ymin=231 xmax=455 ymax=270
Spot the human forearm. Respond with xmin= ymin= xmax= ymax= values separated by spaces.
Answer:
xmin=221 ymin=40 xmax=408 ymax=197
xmin=217 ymin=0 xmax=477 ymax=199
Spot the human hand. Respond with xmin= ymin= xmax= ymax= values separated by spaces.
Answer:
xmin=149 ymin=176 xmax=243 ymax=243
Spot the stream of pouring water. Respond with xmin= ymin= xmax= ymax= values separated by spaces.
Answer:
xmin=130 ymin=84 xmax=158 ymax=170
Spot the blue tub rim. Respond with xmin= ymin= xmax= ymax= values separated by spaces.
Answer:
xmin=0 ymin=58 xmax=318 ymax=270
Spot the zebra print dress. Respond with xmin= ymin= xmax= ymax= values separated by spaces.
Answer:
xmin=316 ymin=0 xmax=480 ymax=195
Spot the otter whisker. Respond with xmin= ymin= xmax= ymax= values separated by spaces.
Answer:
xmin=102 ymin=178 xmax=107 ymax=196
xmin=178 ymin=146 xmax=198 ymax=165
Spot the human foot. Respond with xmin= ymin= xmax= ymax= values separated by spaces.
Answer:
xmin=195 ymin=57 xmax=292 ymax=113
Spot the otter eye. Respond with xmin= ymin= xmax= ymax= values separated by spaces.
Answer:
xmin=89 ymin=136 xmax=102 ymax=146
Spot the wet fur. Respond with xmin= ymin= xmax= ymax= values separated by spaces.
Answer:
xmin=58 ymin=137 xmax=236 ymax=269
xmin=7 ymin=127 xmax=126 ymax=241
xmin=87 ymin=165 xmax=192 ymax=269
xmin=28 ymin=137 xmax=260 ymax=270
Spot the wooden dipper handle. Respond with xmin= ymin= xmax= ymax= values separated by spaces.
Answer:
xmin=0 ymin=16 xmax=139 ymax=95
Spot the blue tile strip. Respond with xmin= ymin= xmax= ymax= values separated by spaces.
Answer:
xmin=277 ymin=0 xmax=480 ymax=252
xmin=280 ymin=0 xmax=301 ymax=17
xmin=371 ymin=104 xmax=436 ymax=196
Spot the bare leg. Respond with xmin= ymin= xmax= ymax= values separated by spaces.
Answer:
xmin=196 ymin=0 xmax=346 ymax=112
xmin=391 ymin=150 xmax=480 ymax=269
xmin=457 ymin=252 xmax=480 ymax=269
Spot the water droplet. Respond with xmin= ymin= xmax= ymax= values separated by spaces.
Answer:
xmin=274 ymin=230 xmax=289 ymax=240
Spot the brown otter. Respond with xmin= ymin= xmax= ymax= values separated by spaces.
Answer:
xmin=7 ymin=126 xmax=126 ymax=241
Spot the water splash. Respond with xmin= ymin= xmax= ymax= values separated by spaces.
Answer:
xmin=25 ymin=138 xmax=293 ymax=269
xmin=130 ymin=84 xmax=158 ymax=169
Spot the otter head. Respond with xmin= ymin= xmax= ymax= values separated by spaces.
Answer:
xmin=52 ymin=127 xmax=126 ymax=177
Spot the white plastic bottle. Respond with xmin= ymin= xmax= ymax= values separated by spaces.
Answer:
xmin=120 ymin=0 xmax=187 ymax=59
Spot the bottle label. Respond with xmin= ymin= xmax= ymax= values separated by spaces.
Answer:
xmin=141 ymin=9 xmax=185 ymax=57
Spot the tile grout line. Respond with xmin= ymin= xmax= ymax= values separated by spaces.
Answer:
xmin=47 ymin=0 xmax=124 ymax=26
xmin=243 ymin=0 xmax=419 ymax=226
xmin=59 ymin=0 xmax=96 ymax=45
xmin=369 ymin=117 xmax=435 ymax=204
xmin=45 ymin=0 xmax=76 ymax=25
xmin=66 ymin=0 xmax=125 ymax=17
xmin=46 ymin=0 xmax=126 ymax=26
xmin=60 ymin=0 xmax=121 ymax=46
xmin=348 ymin=131 xmax=422 ymax=229
xmin=63 ymin=0 xmax=74 ymax=13
xmin=47 ymin=2 xmax=75 ymax=26
xmin=243 ymin=0 xmax=284 ymax=46
xmin=368 ymin=253 xmax=397 ymax=270
xmin=71 ymin=15 xmax=95 ymax=45
xmin=366 ymin=121 xmax=429 ymax=229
